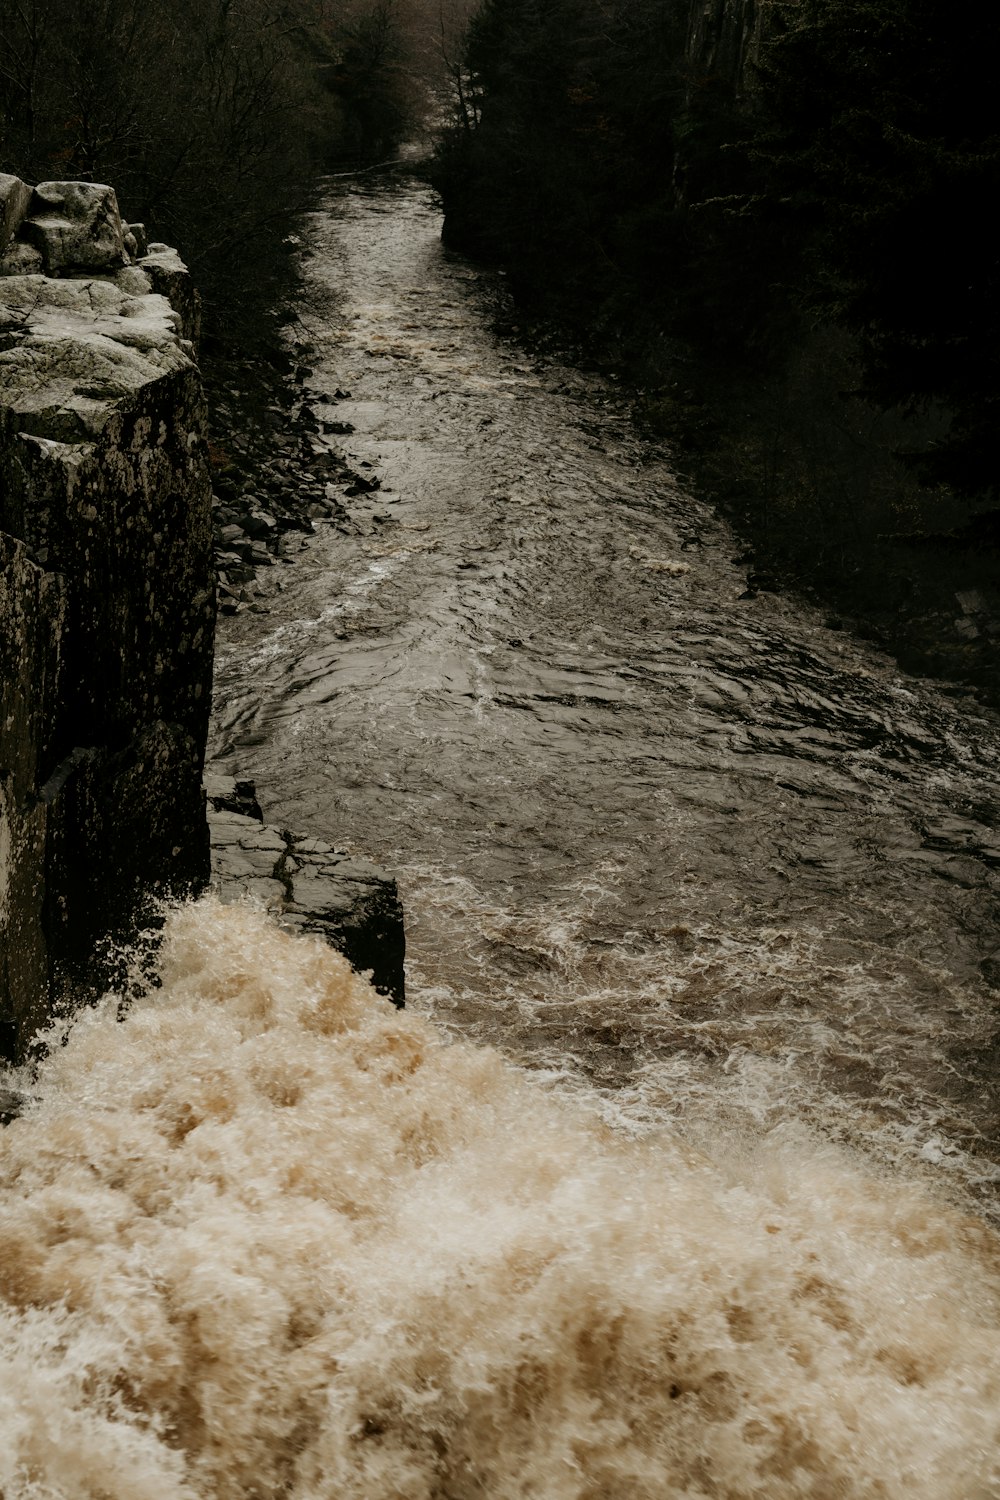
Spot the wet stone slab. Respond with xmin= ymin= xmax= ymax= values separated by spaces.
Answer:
xmin=205 ymin=774 xmax=405 ymax=1006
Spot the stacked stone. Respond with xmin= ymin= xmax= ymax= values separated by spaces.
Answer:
xmin=0 ymin=174 xmax=215 ymax=1058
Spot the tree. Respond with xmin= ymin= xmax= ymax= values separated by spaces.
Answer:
xmin=1 ymin=0 xmax=342 ymax=328
xmin=754 ymin=0 xmax=1000 ymax=494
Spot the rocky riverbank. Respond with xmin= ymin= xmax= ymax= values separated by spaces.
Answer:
xmin=201 ymin=347 xmax=387 ymax=617
xmin=198 ymin=356 xmax=408 ymax=1008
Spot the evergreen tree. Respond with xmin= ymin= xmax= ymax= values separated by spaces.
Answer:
xmin=755 ymin=0 xmax=1000 ymax=494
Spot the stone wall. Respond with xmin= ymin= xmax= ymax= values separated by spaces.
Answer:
xmin=0 ymin=175 xmax=215 ymax=1058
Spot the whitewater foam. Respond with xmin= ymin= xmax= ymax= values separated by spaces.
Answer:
xmin=2 ymin=899 xmax=1000 ymax=1498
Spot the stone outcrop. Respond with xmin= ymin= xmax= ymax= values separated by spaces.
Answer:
xmin=0 ymin=174 xmax=32 ymax=257
xmin=1 ymin=176 xmax=214 ymax=1059
xmin=1 ymin=174 xmax=406 ymax=1062
xmin=206 ymin=774 xmax=406 ymax=1007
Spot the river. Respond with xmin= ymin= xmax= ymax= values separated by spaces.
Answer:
xmin=4 ymin=169 xmax=1000 ymax=1498
xmin=211 ymin=169 xmax=1000 ymax=1198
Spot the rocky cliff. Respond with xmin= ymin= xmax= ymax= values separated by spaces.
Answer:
xmin=0 ymin=175 xmax=214 ymax=1059
xmin=1 ymin=175 xmax=406 ymax=1059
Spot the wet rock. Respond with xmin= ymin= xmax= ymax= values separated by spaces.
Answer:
xmin=282 ymin=839 xmax=406 ymax=1008
xmin=0 ymin=1086 xmax=26 ymax=1125
xmin=981 ymin=954 xmax=1000 ymax=990
xmin=0 ymin=535 xmax=65 ymax=1043
xmin=344 ymin=473 xmax=381 ymax=496
xmin=206 ymin=775 xmax=405 ymax=1006
xmin=217 ymin=523 xmax=247 ymax=548
xmin=205 ymin=772 xmax=264 ymax=821
xmin=242 ymin=510 xmax=277 ymax=539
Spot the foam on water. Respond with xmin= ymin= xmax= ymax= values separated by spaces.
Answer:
xmin=3 ymin=899 xmax=1000 ymax=1498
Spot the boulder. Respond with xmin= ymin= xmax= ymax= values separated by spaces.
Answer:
xmin=0 ymin=174 xmax=32 ymax=256
xmin=21 ymin=181 xmax=128 ymax=274
xmin=0 ymin=1087 xmax=26 ymax=1125
xmin=0 ymin=273 xmax=192 ymax=442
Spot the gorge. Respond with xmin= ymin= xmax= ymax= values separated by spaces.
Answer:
xmin=3 ymin=159 xmax=1000 ymax=1496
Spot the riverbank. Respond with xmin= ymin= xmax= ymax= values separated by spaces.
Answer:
xmin=455 ymin=280 xmax=1000 ymax=713
xmin=637 ymin=344 xmax=1000 ymax=714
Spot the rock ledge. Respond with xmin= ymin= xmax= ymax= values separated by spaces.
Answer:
xmin=206 ymin=774 xmax=405 ymax=1007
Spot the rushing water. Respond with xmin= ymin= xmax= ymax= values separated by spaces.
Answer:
xmin=4 ymin=902 xmax=1000 ymax=1498
xmin=212 ymin=172 xmax=1000 ymax=1195
xmin=5 ymin=170 xmax=1000 ymax=1497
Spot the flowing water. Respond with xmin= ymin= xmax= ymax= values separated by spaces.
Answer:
xmin=4 ymin=170 xmax=1000 ymax=1497
xmin=212 ymin=172 xmax=1000 ymax=1190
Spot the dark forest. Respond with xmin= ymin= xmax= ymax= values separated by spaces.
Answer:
xmin=432 ymin=0 xmax=1000 ymax=688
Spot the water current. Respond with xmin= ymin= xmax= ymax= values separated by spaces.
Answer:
xmin=4 ymin=170 xmax=1000 ymax=1497
xmin=212 ymin=172 xmax=1000 ymax=1193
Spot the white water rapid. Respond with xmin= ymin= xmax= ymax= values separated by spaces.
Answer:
xmin=2 ymin=901 xmax=1000 ymax=1498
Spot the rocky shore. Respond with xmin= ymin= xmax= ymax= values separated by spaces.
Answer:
xmin=201 ymin=350 xmax=384 ymax=616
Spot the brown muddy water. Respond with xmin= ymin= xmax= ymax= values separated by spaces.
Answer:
xmin=3 ymin=170 xmax=1000 ymax=1498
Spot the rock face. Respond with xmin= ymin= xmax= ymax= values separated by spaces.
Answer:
xmin=0 ymin=174 xmax=32 ymax=256
xmin=1 ymin=174 xmax=406 ymax=1060
xmin=686 ymin=0 xmax=764 ymax=90
xmin=206 ymin=775 xmax=406 ymax=1008
xmin=0 ymin=177 xmax=214 ymax=1059
xmin=19 ymin=181 xmax=130 ymax=276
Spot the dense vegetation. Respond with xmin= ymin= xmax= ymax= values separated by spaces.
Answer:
xmin=433 ymin=0 xmax=1000 ymax=688
xmin=436 ymin=0 xmax=999 ymax=494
